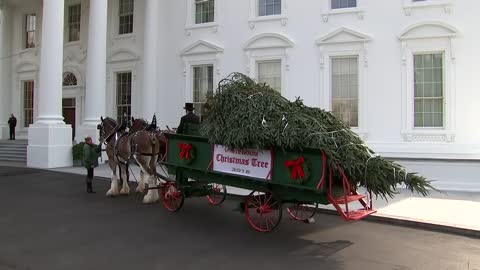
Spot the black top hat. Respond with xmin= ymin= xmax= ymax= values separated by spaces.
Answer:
xmin=183 ymin=102 xmax=195 ymax=111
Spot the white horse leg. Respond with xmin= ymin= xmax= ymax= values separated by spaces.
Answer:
xmin=136 ymin=170 xmax=146 ymax=193
xmin=134 ymin=155 xmax=155 ymax=203
xmin=143 ymin=173 xmax=159 ymax=204
xmin=119 ymin=164 xmax=130 ymax=195
xmin=106 ymin=171 xmax=120 ymax=197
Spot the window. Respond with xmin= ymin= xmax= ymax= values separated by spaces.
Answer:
xmin=116 ymin=72 xmax=132 ymax=123
xmin=23 ymin=81 xmax=34 ymax=127
xmin=193 ymin=65 xmax=213 ymax=120
xmin=195 ymin=0 xmax=214 ymax=24
xmin=62 ymin=72 xmax=78 ymax=86
xmin=119 ymin=0 xmax=134 ymax=34
xmin=414 ymin=53 xmax=444 ymax=128
xmin=25 ymin=14 xmax=36 ymax=48
xmin=331 ymin=57 xmax=359 ymax=127
xmin=257 ymin=60 xmax=281 ymax=93
xmin=68 ymin=4 xmax=81 ymax=42
xmin=258 ymin=0 xmax=281 ymax=16
xmin=331 ymin=0 xmax=357 ymax=9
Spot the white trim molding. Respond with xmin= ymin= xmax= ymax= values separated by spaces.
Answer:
xmin=398 ymin=21 xmax=459 ymax=142
xmin=107 ymin=49 xmax=139 ymax=63
xmin=248 ymin=0 xmax=288 ymax=29
xmin=185 ymin=0 xmax=220 ymax=36
xmin=243 ymin=33 xmax=294 ymax=96
xmin=402 ymin=0 xmax=452 ymax=16
xmin=316 ymin=27 xmax=371 ymax=139
xmin=180 ymin=40 xmax=224 ymax=103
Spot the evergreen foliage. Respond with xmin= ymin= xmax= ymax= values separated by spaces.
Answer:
xmin=202 ymin=73 xmax=434 ymax=199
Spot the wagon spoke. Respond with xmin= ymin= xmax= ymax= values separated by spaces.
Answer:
xmin=264 ymin=193 xmax=273 ymax=206
xmin=245 ymin=191 xmax=282 ymax=232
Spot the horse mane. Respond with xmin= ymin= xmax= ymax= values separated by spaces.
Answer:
xmin=132 ymin=117 xmax=149 ymax=125
xmin=103 ymin=117 xmax=117 ymax=126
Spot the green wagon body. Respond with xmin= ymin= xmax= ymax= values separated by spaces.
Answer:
xmin=159 ymin=125 xmax=376 ymax=232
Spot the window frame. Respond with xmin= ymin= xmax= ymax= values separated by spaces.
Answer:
xmin=315 ymin=27 xmax=370 ymax=138
xmin=194 ymin=0 xmax=215 ymax=24
xmin=412 ymin=52 xmax=445 ymax=129
xmin=180 ymin=40 xmax=223 ymax=123
xmin=115 ymin=71 xmax=133 ymax=123
xmin=118 ymin=0 xmax=134 ymax=35
xmin=258 ymin=0 xmax=282 ymax=17
xmin=67 ymin=4 xmax=81 ymax=43
xmin=248 ymin=0 xmax=287 ymax=29
xmin=256 ymin=59 xmax=282 ymax=93
xmin=398 ymin=21 xmax=458 ymax=142
xmin=185 ymin=0 xmax=219 ymax=34
xmin=191 ymin=64 xmax=214 ymax=121
xmin=24 ymin=14 xmax=36 ymax=49
xmin=330 ymin=0 xmax=357 ymax=10
xmin=23 ymin=80 xmax=35 ymax=128
xmin=330 ymin=56 xmax=360 ymax=128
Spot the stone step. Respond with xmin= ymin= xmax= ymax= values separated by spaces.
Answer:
xmin=0 ymin=140 xmax=28 ymax=164
xmin=0 ymin=152 xmax=27 ymax=156
xmin=0 ymin=156 xmax=27 ymax=162
xmin=0 ymin=147 xmax=27 ymax=152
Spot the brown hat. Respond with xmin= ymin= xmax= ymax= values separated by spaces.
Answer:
xmin=183 ymin=103 xmax=194 ymax=111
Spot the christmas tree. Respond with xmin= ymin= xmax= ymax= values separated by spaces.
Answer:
xmin=201 ymin=72 xmax=433 ymax=199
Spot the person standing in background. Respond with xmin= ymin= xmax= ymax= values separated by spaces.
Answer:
xmin=83 ymin=136 xmax=101 ymax=193
xmin=7 ymin=113 xmax=17 ymax=140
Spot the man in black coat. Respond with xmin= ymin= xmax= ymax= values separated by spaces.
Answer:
xmin=176 ymin=103 xmax=200 ymax=134
xmin=7 ymin=113 xmax=17 ymax=140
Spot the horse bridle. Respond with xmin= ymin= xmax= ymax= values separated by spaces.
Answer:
xmin=98 ymin=120 xmax=117 ymax=151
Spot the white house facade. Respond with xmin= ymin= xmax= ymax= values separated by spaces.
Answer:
xmin=0 ymin=0 xmax=479 ymax=190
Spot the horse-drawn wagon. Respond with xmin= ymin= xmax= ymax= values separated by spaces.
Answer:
xmin=157 ymin=125 xmax=376 ymax=233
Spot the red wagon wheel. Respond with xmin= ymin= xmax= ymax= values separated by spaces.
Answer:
xmin=286 ymin=203 xmax=318 ymax=222
xmin=161 ymin=182 xmax=185 ymax=212
xmin=244 ymin=191 xmax=283 ymax=232
xmin=206 ymin=183 xmax=227 ymax=205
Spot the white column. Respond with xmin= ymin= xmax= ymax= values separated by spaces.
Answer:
xmin=142 ymin=0 xmax=160 ymax=119
xmin=0 ymin=1 xmax=9 ymax=139
xmin=27 ymin=0 xmax=72 ymax=168
xmin=77 ymin=0 xmax=108 ymax=143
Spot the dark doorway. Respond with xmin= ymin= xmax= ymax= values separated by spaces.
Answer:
xmin=62 ymin=98 xmax=76 ymax=140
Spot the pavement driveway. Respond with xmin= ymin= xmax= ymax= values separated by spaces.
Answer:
xmin=0 ymin=167 xmax=479 ymax=270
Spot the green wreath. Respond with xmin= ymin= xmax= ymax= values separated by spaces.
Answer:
xmin=178 ymin=143 xmax=196 ymax=165
xmin=283 ymin=155 xmax=311 ymax=185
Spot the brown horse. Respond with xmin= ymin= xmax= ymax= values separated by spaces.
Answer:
xmin=97 ymin=117 xmax=130 ymax=197
xmin=98 ymin=116 xmax=164 ymax=203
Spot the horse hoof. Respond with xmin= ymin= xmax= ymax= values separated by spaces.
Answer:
xmin=142 ymin=196 xmax=158 ymax=204
xmin=120 ymin=188 xmax=130 ymax=195
xmin=135 ymin=186 xmax=145 ymax=193
xmin=106 ymin=189 xmax=119 ymax=197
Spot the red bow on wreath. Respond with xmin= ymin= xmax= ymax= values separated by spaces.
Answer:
xmin=284 ymin=156 xmax=305 ymax=181
xmin=178 ymin=143 xmax=192 ymax=160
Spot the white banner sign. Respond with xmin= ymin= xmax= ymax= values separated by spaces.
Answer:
xmin=213 ymin=145 xmax=272 ymax=180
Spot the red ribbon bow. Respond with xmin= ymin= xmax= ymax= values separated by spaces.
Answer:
xmin=178 ymin=143 xmax=192 ymax=160
xmin=284 ymin=156 xmax=305 ymax=181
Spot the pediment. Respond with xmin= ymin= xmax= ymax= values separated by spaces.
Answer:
xmin=108 ymin=49 xmax=139 ymax=62
xmin=244 ymin=33 xmax=294 ymax=50
xmin=16 ymin=61 xmax=38 ymax=73
xmin=399 ymin=21 xmax=458 ymax=40
xmin=180 ymin=40 xmax=224 ymax=56
xmin=316 ymin=27 xmax=371 ymax=45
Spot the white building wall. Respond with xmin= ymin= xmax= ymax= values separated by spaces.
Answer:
xmin=1 ymin=0 xmax=480 ymax=189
